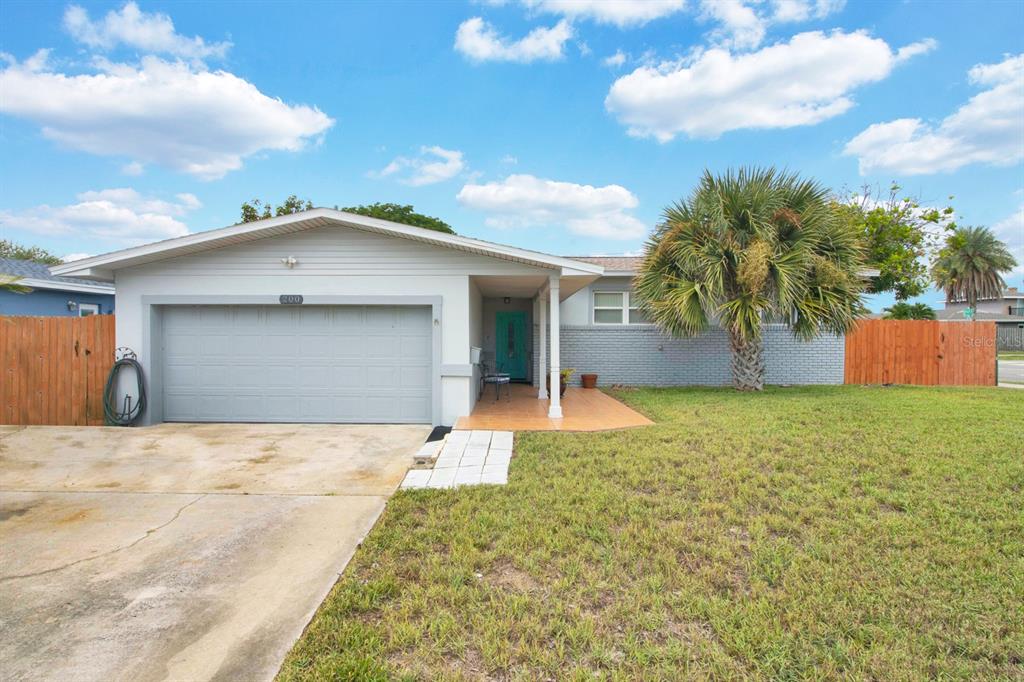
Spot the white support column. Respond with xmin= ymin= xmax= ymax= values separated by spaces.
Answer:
xmin=538 ymin=288 xmax=548 ymax=399
xmin=548 ymin=275 xmax=562 ymax=418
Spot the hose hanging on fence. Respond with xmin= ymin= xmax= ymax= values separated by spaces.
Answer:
xmin=104 ymin=348 xmax=146 ymax=426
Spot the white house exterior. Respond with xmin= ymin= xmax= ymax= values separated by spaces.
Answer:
xmin=53 ymin=208 xmax=847 ymax=427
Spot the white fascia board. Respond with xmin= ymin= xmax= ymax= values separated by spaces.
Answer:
xmin=19 ymin=278 xmax=115 ymax=294
xmin=51 ymin=208 xmax=606 ymax=278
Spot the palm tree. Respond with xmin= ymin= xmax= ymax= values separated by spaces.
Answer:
xmin=882 ymin=301 xmax=936 ymax=320
xmin=634 ymin=167 xmax=866 ymax=391
xmin=0 ymin=275 xmax=31 ymax=293
xmin=932 ymin=226 xmax=1017 ymax=315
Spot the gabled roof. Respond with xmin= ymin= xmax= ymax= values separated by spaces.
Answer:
xmin=566 ymin=256 xmax=642 ymax=275
xmin=1 ymin=258 xmax=115 ymax=294
xmin=51 ymin=208 xmax=605 ymax=282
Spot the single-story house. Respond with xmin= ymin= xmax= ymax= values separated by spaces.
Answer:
xmin=52 ymin=209 xmax=845 ymax=426
xmin=0 ymin=257 xmax=115 ymax=316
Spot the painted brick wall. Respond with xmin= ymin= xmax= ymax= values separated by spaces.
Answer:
xmin=533 ymin=324 xmax=844 ymax=386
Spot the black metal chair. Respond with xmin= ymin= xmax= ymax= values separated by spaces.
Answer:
xmin=478 ymin=354 xmax=512 ymax=401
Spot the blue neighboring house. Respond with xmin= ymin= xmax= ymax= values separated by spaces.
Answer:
xmin=0 ymin=258 xmax=115 ymax=316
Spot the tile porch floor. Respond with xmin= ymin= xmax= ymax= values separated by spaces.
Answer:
xmin=454 ymin=383 xmax=653 ymax=431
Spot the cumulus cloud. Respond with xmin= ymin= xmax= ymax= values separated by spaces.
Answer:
xmin=456 ymin=174 xmax=647 ymax=239
xmin=523 ymin=0 xmax=686 ymax=27
xmin=455 ymin=17 xmax=572 ymax=62
xmin=63 ymin=2 xmax=230 ymax=61
xmin=844 ymin=53 xmax=1024 ymax=175
xmin=699 ymin=0 xmax=765 ymax=50
xmin=0 ymin=188 xmax=198 ymax=244
xmin=603 ymin=50 xmax=628 ymax=68
xmin=605 ymin=30 xmax=934 ymax=141
xmin=371 ymin=146 xmax=466 ymax=186
xmin=770 ymin=0 xmax=845 ymax=23
xmin=992 ymin=203 xmax=1024 ymax=275
xmin=0 ymin=52 xmax=334 ymax=180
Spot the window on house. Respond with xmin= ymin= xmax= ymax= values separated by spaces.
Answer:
xmin=78 ymin=303 xmax=100 ymax=317
xmin=593 ymin=291 xmax=651 ymax=325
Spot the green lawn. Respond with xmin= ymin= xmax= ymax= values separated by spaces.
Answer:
xmin=280 ymin=386 xmax=1023 ymax=681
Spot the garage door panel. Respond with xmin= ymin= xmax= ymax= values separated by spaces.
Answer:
xmin=162 ymin=305 xmax=432 ymax=423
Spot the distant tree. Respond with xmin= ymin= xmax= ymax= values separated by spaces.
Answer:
xmin=882 ymin=302 xmax=936 ymax=320
xmin=239 ymin=197 xmax=454 ymax=234
xmin=932 ymin=226 xmax=1017 ymax=313
xmin=240 ymin=195 xmax=313 ymax=223
xmin=338 ymin=203 xmax=455 ymax=234
xmin=835 ymin=183 xmax=956 ymax=300
xmin=0 ymin=239 xmax=63 ymax=265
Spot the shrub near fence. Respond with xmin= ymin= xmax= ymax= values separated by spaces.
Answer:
xmin=845 ymin=319 xmax=997 ymax=386
xmin=0 ymin=315 xmax=115 ymax=425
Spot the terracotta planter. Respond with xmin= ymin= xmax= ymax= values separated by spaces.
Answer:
xmin=545 ymin=375 xmax=568 ymax=397
xmin=580 ymin=373 xmax=598 ymax=389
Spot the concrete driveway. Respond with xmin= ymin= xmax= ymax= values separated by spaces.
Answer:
xmin=0 ymin=422 xmax=429 ymax=682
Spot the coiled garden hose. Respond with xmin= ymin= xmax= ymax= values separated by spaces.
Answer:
xmin=103 ymin=356 xmax=147 ymax=426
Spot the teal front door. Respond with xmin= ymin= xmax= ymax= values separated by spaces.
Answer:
xmin=495 ymin=311 xmax=528 ymax=380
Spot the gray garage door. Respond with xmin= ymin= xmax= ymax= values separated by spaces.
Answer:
xmin=162 ymin=305 xmax=432 ymax=423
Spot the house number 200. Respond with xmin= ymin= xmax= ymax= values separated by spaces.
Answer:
xmin=279 ymin=295 xmax=304 ymax=304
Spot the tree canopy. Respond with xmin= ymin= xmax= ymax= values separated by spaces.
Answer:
xmin=835 ymin=183 xmax=956 ymax=301
xmin=882 ymin=302 xmax=936 ymax=320
xmin=239 ymin=197 xmax=454 ymax=234
xmin=0 ymin=239 xmax=63 ymax=265
xmin=932 ymin=226 xmax=1017 ymax=312
xmin=634 ymin=167 xmax=866 ymax=391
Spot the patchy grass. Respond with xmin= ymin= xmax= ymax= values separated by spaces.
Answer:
xmin=280 ymin=386 xmax=1024 ymax=681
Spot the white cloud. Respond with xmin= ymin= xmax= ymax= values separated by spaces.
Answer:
xmin=0 ymin=188 xmax=198 ymax=244
xmin=605 ymin=30 xmax=933 ymax=141
xmin=844 ymin=53 xmax=1024 ymax=175
xmin=699 ymin=0 xmax=765 ymax=50
xmin=455 ymin=17 xmax=573 ymax=63
xmin=992 ymin=204 xmax=1024 ymax=275
xmin=0 ymin=52 xmax=334 ymax=180
xmin=770 ymin=0 xmax=845 ymax=23
xmin=121 ymin=161 xmax=144 ymax=176
xmin=63 ymin=2 xmax=230 ymax=61
xmin=523 ymin=0 xmax=686 ymax=28
xmin=456 ymin=174 xmax=647 ymax=239
xmin=603 ymin=50 xmax=628 ymax=68
xmin=62 ymin=253 xmax=94 ymax=262
xmin=500 ymin=154 xmax=519 ymax=164
xmin=371 ymin=146 xmax=466 ymax=186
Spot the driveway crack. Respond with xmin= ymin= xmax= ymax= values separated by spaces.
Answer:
xmin=0 ymin=494 xmax=206 ymax=583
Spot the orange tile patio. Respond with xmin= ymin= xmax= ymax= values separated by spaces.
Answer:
xmin=454 ymin=383 xmax=653 ymax=432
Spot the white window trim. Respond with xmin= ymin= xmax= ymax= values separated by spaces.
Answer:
xmin=592 ymin=291 xmax=652 ymax=326
xmin=78 ymin=303 xmax=100 ymax=317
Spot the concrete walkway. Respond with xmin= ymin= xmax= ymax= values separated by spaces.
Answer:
xmin=0 ymin=423 xmax=428 ymax=682
xmin=401 ymin=430 xmax=512 ymax=489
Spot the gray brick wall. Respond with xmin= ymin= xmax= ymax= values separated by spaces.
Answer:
xmin=533 ymin=324 xmax=844 ymax=386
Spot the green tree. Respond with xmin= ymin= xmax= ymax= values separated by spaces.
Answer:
xmin=240 ymin=195 xmax=313 ymax=223
xmin=339 ymin=203 xmax=454 ymax=234
xmin=239 ymin=197 xmax=454 ymax=234
xmin=932 ymin=226 xmax=1017 ymax=314
xmin=836 ymin=183 xmax=956 ymax=300
xmin=882 ymin=302 xmax=936 ymax=320
xmin=0 ymin=239 xmax=63 ymax=265
xmin=634 ymin=167 xmax=866 ymax=391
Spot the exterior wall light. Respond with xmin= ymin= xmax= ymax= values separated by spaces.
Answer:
xmin=281 ymin=256 xmax=298 ymax=268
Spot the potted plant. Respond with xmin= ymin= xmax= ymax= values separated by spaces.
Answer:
xmin=545 ymin=368 xmax=575 ymax=397
xmin=580 ymin=373 xmax=598 ymax=389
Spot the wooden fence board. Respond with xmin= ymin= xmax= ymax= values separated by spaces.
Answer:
xmin=845 ymin=319 xmax=996 ymax=386
xmin=0 ymin=315 xmax=116 ymax=425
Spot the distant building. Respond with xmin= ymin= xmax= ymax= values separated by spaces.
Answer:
xmin=0 ymin=258 xmax=115 ymax=317
xmin=939 ymin=286 xmax=1024 ymax=350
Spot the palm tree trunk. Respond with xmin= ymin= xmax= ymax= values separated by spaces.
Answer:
xmin=729 ymin=330 xmax=764 ymax=391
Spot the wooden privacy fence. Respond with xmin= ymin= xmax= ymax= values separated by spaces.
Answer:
xmin=0 ymin=315 xmax=116 ymax=425
xmin=845 ymin=319 xmax=996 ymax=386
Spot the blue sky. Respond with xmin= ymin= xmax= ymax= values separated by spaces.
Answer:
xmin=1 ymin=0 xmax=1021 ymax=311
